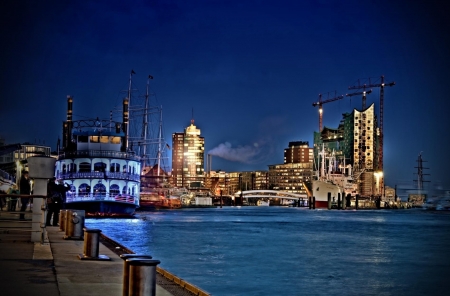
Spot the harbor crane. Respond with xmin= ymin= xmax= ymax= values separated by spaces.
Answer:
xmin=348 ymin=76 xmax=395 ymax=173
xmin=312 ymin=92 xmax=344 ymax=132
xmin=345 ymin=88 xmax=373 ymax=109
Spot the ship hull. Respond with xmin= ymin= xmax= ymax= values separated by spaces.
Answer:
xmin=312 ymin=180 xmax=344 ymax=208
xmin=65 ymin=201 xmax=137 ymax=217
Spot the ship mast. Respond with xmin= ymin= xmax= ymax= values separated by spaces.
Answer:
xmin=126 ymin=70 xmax=135 ymax=150
xmin=141 ymin=75 xmax=152 ymax=169
xmin=157 ymin=107 xmax=163 ymax=177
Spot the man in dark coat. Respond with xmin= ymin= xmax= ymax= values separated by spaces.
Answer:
xmin=19 ymin=170 xmax=31 ymax=220
xmin=46 ymin=178 xmax=70 ymax=226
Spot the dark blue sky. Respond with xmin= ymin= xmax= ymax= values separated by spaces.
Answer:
xmin=1 ymin=0 xmax=449 ymax=188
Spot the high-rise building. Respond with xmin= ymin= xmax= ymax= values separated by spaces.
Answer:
xmin=284 ymin=141 xmax=313 ymax=164
xmin=171 ymin=120 xmax=205 ymax=188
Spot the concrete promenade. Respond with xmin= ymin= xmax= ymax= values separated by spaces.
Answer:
xmin=0 ymin=210 xmax=174 ymax=296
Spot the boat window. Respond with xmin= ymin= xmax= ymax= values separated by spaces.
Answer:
xmin=79 ymin=162 xmax=91 ymax=172
xmin=78 ymin=183 xmax=90 ymax=196
xmin=110 ymin=184 xmax=120 ymax=196
xmin=90 ymin=136 xmax=99 ymax=143
xmin=93 ymin=183 xmax=106 ymax=197
xmin=94 ymin=162 xmax=106 ymax=172
xmin=110 ymin=163 xmax=120 ymax=172
xmin=110 ymin=136 xmax=121 ymax=144
xmin=62 ymin=164 xmax=67 ymax=174
xmin=122 ymin=185 xmax=128 ymax=195
xmin=100 ymin=136 xmax=109 ymax=144
xmin=78 ymin=135 xmax=88 ymax=143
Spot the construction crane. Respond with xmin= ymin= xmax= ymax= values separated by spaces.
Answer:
xmin=348 ymin=76 xmax=395 ymax=173
xmin=345 ymin=88 xmax=373 ymax=109
xmin=312 ymin=92 xmax=344 ymax=132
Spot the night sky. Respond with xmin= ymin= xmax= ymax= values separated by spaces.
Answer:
xmin=1 ymin=0 xmax=449 ymax=189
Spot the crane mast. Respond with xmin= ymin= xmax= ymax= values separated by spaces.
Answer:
xmin=312 ymin=92 xmax=344 ymax=132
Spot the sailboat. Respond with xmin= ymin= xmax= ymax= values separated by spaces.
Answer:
xmin=127 ymin=74 xmax=181 ymax=210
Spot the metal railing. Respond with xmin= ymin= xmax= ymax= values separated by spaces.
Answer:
xmin=66 ymin=193 xmax=136 ymax=204
xmin=56 ymin=171 xmax=140 ymax=181
xmin=58 ymin=150 xmax=140 ymax=161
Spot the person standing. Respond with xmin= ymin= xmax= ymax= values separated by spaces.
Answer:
xmin=46 ymin=178 xmax=69 ymax=226
xmin=19 ymin=170 xmax=31 ymax=220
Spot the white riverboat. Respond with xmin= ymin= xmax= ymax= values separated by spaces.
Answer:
xmin=55 ymin=95 xmax=140 ymax=217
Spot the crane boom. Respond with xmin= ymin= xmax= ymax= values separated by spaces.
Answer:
xmin=312 ymin=93 xmax=344 ymax=132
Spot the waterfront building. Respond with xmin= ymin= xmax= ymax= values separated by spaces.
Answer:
xmin=313 ymin=103 xmax=379 ymax=196
xmin=0 ymin=142 xmax=51 ymax=180
xmin=265 ymin=141 xmax=313 ymax=194
xmin=236 ymin=171 xmax=268 ymax=192
xmin=205 ymin=170 xmax=230 ymax=195
xmin=268 ymin=163 xmax=312 ymax=194
xmin=284 ymin=141 xmax=313 ymax=164
xmin=171 ymin=120 xmax=205 ymax=188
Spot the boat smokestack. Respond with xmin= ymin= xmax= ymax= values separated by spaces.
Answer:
xmin=63 ymin=95 xmax=73 ymax=149
xmin=207 ymin=154 xmax=212 ymax=173
xmin=122 ymin=98 xmax=129 ymax=152
xmin=67 ymin=95 xmax=73 ymax=122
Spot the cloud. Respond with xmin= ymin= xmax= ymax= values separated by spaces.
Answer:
xmin=208 ymin=142 xmax=263 ymax=164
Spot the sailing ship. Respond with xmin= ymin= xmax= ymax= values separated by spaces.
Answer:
xmin=311 ymin=145 xmax=358 ymax=208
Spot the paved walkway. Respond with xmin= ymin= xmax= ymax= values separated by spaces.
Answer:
xmin=0 ymin=210 xmax=173 ymax=296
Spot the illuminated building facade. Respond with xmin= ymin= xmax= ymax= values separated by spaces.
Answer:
xmin=314 ymin=103 xmax=379 ymax=196
xmin=267 ymin=141 xmax=313 ymax=194
xmin=171 ymin=120 xmax=205 ymax=187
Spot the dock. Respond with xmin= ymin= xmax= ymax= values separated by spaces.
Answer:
xmin=0 ymin=210 xmax=208 ymax=296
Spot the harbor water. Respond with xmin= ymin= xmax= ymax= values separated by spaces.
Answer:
xmin=86 ymin=207 xmax=450 ymax=296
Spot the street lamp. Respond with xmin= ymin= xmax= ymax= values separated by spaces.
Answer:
xmin=374 ymin=171 xmax=383 ymax=196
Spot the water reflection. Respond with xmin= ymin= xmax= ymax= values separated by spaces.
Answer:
xmin=87 ymin=208 xmax=450 ymax=296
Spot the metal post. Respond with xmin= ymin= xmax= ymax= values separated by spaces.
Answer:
xmin=59 ymin=209 xmax=67 ymax=232
xmin=78 ymin=228 xmax=110 ymax=260
xmin=327 ymin=192 xmax=331 ymax=210
xmin=355 ymin=194 xmax=359 ymax=210
xmin=312 ymin=196 xmax=316 ymax=209
xmin=128 ymin=258 xmax=161 ymax=296
xmin=121 ymin=254 xmax=153 ymax=296
xmin=120 ymin=256 xmax=156 ymax=296
xmin=64 ymin=210 xmax=85 ymax=240
xmin=308 ymin=196 xmax=311 ymax=209
xmin=337 ymin=194 xmax=341 ymax=210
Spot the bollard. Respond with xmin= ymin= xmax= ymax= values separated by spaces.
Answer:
xmin=120 ymin=255 xmax=153 ymax=296
xmin=355 ymin=194 xmax=359 ymax=210
xmin=59 ymin=209 xmax=67 ymax=232
xmin=327 ymin=193 xmax=331 ymax=210
xmin=312 ymin=196 xmax=316 ymax=209
xmin=78 ymin=228 xmax=110 ymax=260
xmin=308 ymin=196 xmax=312 ymax=209
xmin=64 ymin=210 xmax=85 ymax=240
xmin=337 ymin=194 xmax=341 ymax=210
xmin=127 ymin=258 xmax=161 ymax=296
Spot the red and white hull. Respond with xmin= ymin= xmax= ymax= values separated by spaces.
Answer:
xmin=311 ymin=179 xmax=344 ymax=208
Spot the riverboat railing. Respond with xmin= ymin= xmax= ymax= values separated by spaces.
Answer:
xmin=66 ymin=193 xmax=137 ymax=204
xmin=56 ymin=171 xmax=140 ymax=181
xmin=0 ymin=168 xmax=15 ymax=184
xmin=58 ymin=150 xmax=140 ymax=161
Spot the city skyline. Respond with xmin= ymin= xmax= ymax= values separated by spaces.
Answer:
xmin=1 ymin=0 xmax=449 ymax=188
